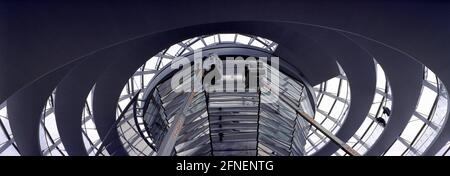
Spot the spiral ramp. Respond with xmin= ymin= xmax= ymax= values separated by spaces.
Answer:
xmin=1 ymin=1 xmax=450 ymax=156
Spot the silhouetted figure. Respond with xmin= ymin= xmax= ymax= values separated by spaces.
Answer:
xmin=382 ymin=107 xmax=391 ymax=116
xmin=376 ymin=117 xmax=387 ymax=127
xmin=219 ymin=133 xmax=224 ymax=142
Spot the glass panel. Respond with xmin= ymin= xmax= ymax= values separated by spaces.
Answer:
xmin=384 ymin=140 xmax=407 ymax=156
xmin=219 ymin=34 xmax=235 ymax=42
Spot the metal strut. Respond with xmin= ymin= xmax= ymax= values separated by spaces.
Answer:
xmin=157 ymin=78 xmax=199 ymax=156
xmin=261 ymin=80 xmax=361 ymax=156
